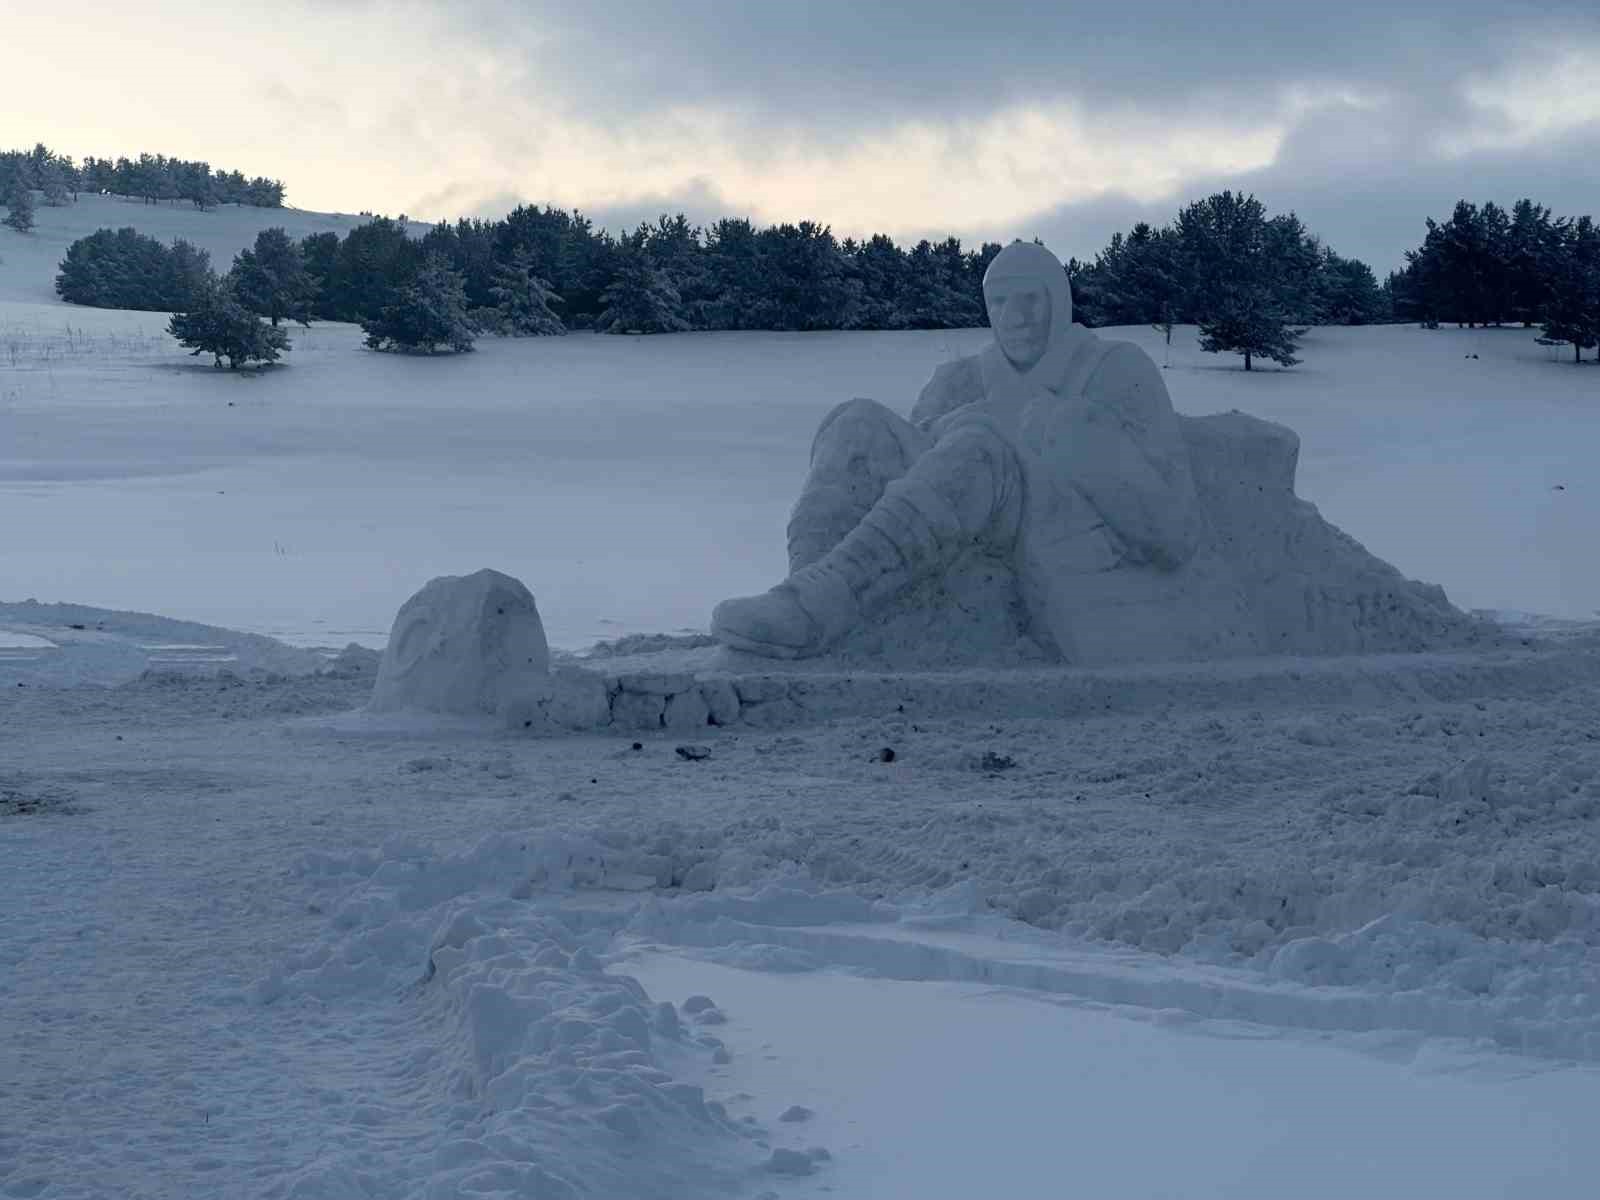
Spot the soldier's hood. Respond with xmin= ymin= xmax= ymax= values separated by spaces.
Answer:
xmin=979 ymin=241 xmax=1086 ymax=403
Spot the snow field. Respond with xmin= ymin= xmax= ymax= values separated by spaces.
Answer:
xmin=7 ymin=634 xmax=1600 ymax=1193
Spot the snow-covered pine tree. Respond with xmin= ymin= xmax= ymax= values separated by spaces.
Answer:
xmin=167 ymin=239 xmax=214 ymax=311
xmin=1179 ymin=191 xmax=1302 ymax=370
xmin=595 ymin=247 xmax=690 ymax=334
xmin=1197 ymin=286 xmax=1301 ymax=371
xmin=2 ymin=185 xmax=35 ymax=233
xmin=231 ymin=227 xmax=316 ymax=326
xmin=1536 ymin=216 xmax=1600 ymax=364
xmin=168 ymin=276 xmax=290 ymax=369
xmin=38 ymin=159 xmax=72 ymax=207
xmin=362 ymin=253 xmax=478 ymax=353
xmin=489 ymin=249 xmax=566 ymax=335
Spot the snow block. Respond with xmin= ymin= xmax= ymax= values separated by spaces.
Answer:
xmin=370 ymin=569 xmax=550 ymax=716
xmin=664 ymin=688 xmax=712 ymax=731
xmin=1179 ymin=412 xmax=1488 ymax=656
xmin=501 ymin=666 xmax=612 ymax=732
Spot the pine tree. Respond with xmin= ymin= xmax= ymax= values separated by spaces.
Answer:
xmin=1536 ymin=216 xmax=1600 ymax=364
xmin=488 ymin=249 xmax=566 ymax=335
xmin=1197 ymin=287 xmax=1302 ymax=371
xmin=1506 ymin=199 xmax=1555 ymax=327
xmin=166 ymin=239 xmax=214 ymax=311
xmin=55 ymin=227 xmax=205 ymax=310
xmin=361 ymin=254 xmax=477 ymax=353
xmin=168 ymin=277 xmax=290 ymax=369
xmin=322 ymin=216 xmax=419 ymax=323
xmin=901 ymin=238 xmax=967 ymax=329
xmin=231 ymin=227 xmax=315 ymax=326
xmin=641 ymin=213 xmax=709 ymax=324
xmin=1263 ymin=212 xmax=1325 ymax=326
xmin=1179 ymin=191 xmax=1303 ymax=370
xmin=700 ymin=217 xmax=764 ymax=330
xmin=1084 ymin=223 xmax=1183 ymax=328
xmin=1316 ymin=251 xmax=1388 ymax=325
xmin=595 ymin=245 xmax=690 ymax=334
xmin=843 ymin=234 xmax=911 ymax=330
xmin=38 ymin=160 xmax=71 ymax=207
xmin=3 ymin=185 xmax=35 ymax=233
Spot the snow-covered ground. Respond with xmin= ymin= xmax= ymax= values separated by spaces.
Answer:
xmin=5 ymin=196 xmax=1600 ymax=1197
xmin=7 ymin=649 xmax=1600 ymax=1197
xmin=4 ymin=195 xmax=1599 ymax=649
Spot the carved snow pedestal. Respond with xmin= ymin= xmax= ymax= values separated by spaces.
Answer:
xmin=369 ymin=569 xmax=622 ymax=731
xmin=368 ymin=569 xmax=731 ymax=734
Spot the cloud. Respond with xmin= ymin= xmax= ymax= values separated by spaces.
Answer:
xmin=8 ymin=1 xmax=1600 ymax=274
xmin=1444 ymin=40 xmax=1600 ymax=155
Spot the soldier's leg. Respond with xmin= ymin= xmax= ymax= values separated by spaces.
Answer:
xmin=713 ymin=424 xmax=1021 ymax=658
xmin=787 ymin=398 xmax=933 ymax=572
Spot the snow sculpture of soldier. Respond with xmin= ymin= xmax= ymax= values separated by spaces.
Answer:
xmin=712 ymin=239 xmax=1211 ymax=663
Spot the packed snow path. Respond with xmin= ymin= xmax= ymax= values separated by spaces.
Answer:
xmin=627 ymin=954 xmax=1600 ymax=1200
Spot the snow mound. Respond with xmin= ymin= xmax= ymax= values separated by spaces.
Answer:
xmin=258 ymin=831 xmax=784 ymax=1197
xmin=370 ymin=569 xmax=550 ymax=716
xmin=0 ymin=599 xmax=328 ymax=685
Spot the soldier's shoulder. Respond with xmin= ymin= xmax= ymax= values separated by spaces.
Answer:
xmin=926 ymin=354 xmax=985 ymax=389
xmin=1081 ymin=333 xmax=1158 ymax=372
xmin=913 ymin=353 xmax=985 ymax=424
xmin=1079 ymin=335 xmax=1164 ymax=393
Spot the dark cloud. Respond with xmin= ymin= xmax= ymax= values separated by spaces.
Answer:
xmin=480 ymin=0 xmax=1599 ymax=129
xmin=1006 ymin=123 xmax=1600 ymax=275
xmin=406 ymin=2 xmax=1600 ymax=273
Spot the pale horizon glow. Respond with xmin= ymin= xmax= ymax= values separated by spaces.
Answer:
xmin=4 ymin=3 xmax=1600 ymax=271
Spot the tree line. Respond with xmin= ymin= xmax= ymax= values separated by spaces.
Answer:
xmin=318 ymin=209 xmax=1009 ymax=334
xmin=29 ymin=159 xmax=1600 ymax=369
xmin=38 ymin=197 xmax=1383 ymax=369
xmin=1067 ymin=191 xmax=1388 ymax=369
xmin=1386 ymin=199 xmax=1600 ymax=361
xmin=2 ymin=142 xmax=285 ymax=213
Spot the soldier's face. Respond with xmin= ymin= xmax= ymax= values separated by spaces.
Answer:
xmin=985 ymin=278 xmax=1053 ymax=370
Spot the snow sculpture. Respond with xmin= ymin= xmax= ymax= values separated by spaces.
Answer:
xmin=713 ymin=241 xmax=1483 ymax=665
xmin=370 ymin=569 xmax=550 ymax=715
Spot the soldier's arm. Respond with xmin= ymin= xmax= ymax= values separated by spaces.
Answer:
xmin=1071 ymin=342 xmax=1201 ymax=569
xmin=910 ymin=358 xmax=980 ymax=430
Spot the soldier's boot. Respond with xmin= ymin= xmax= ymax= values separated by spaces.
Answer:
xmin=713 ymin=477 xmax=965 ymax=659
xmin=786 ymin=398 xmax=931 ymax=572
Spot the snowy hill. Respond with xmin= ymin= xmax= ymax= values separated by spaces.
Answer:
xmin=0 ymin=190 xmax=431 ymax=305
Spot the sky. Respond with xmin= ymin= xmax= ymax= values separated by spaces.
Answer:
xmin=5 ymin=1 xmax=1600 ymax=273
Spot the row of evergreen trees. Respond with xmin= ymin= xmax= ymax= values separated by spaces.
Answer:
xmin=47 ymin=197 xmax=1367 ymax=368
xmin=253 ymin=197 xmax=1391 ymax=370
xmin=1066 ymin=192 xmax=1387 ymax=369
xmin=1386 ymin=199 xmax=1600 ymax=360
xmin=298 ymin=209 xmax=1007 ymax=334
xmin=37 ymin=160 xmax=1600 ymax=367
xmin=55 ymin=228 xmax=214 ymax=310
xmin=2 ymin=142 xmax=285 ymax=211
xmin=1070 ymin=196 xmax=1388 ymax=329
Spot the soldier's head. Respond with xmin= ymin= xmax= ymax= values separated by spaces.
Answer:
xmin=982 ymin=240 xmax=1070 ymax=372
